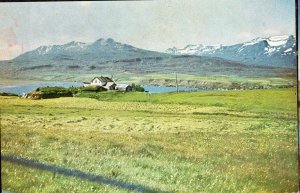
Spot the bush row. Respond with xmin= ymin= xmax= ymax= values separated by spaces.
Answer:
xmin=26 ymin=84 xmax=145 ymax=99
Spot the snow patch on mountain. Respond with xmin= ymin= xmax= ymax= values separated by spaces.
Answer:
xmin=266 ymin=35 xmax=289 ymax=47
xmin=64 ymin=41 xmax=87 ymax=50
xmin=36 ymin=46 xmax=53 ymax=55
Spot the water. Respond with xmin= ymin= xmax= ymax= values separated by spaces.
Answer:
xmin=0 ymin=82 xmax=83 ymax=96
xmin=142 ymin=85 xmax=198 ymax=93
xmin=0 ymin=82 xmax=199 ymax=95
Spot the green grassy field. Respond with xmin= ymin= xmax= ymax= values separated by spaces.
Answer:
xmin=1 ymin=88 xmax=298 ymax=192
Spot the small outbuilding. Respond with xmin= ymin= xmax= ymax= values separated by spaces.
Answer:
xmin=116 ymin=84 xmax=132 ymax=92
xmin=83 ymin=82 xmax=91 ymax=87
xmin=104 ymin=82 xmax=117 ymax=90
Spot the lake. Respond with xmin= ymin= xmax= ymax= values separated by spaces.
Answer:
xmin=142 ymin=85 xmax=198 ymax=93
xmin=0 ymin=82 xmax=199 ymax=95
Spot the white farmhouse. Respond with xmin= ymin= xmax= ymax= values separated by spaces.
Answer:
xmin=84 ymin=76 xmax=116 ymax=90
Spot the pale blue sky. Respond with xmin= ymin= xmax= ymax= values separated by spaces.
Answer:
xmin=0 ymin=0 xmax=295 ymax=60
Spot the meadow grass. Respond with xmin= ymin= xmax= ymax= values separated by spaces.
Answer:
xmin=1 ymin=88 xmax=298 ymax=192
xmin=1 ymin=73 xmax=294 ymax=88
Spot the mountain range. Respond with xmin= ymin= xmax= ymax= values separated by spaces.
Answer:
xmin=0 ymin=36 xmax=296 ymax=82
xmin=165 ymin=35 xmax=296 ymax=68
xmin=15 ymin=38 xmax=166 ymax=63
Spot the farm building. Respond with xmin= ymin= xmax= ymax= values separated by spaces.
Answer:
xmin=84 ymin=76 xmax=116 ymax=90
xmin=105 ymin=82 xmax=116 ymax=90
xmin=83 ymin=76 xmax=133 ymax=92
xmin=83 ymin=82 xmax=91 ymax=87
xmin=116 ymin=84 xmax=132 ymax=92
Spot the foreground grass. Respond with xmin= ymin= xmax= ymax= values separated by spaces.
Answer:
xmin=1 ymin=88 xmax=298 ymax=192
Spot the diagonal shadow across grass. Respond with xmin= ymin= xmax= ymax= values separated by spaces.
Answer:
xmin=1 ymin=154 xmax=165 ymax=193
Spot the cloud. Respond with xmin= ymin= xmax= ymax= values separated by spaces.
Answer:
xmin=263 ymin=28 xmax=282 ymax=37
xmin=0 ymin=44 xmax=22 ymax=60
xmin=238 ymin=32 xmax=253 ymax=41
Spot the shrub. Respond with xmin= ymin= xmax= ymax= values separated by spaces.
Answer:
xmin=131 ymin=83 xmax=145 ymax=92
xmin=0 ymin=92 xmax=18 ymax=96
xmin=26 ymin=86 xmax=74 ymax=99
xmin=80 ymin=85 xmax=107 ymax=92
xmin=36 ymin=86 xmax=67 ymax=94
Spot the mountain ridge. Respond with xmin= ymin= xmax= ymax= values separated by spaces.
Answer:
xmin=13 ymin=36 xmax=296 ymax=68
xmin=14 ymin=38 xmax=166 ymax=62
xmin=165 ymin=35 xmax=296 ymax=68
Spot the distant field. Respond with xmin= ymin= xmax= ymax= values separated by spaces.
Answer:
xmin=1 ymin=88 xmax=298 ymax=192
xmin=0 ymin=73 xmax=296 ymax=94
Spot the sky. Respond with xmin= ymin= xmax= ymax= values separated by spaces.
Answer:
xmin=0 ymin=0 xmax=296 ymax=60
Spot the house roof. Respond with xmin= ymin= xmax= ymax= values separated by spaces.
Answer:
xmin=91 ymin=76 xmax=114 ymax=83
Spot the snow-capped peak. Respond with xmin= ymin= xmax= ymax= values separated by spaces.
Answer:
xmin=63 ymin=41 xmax=87 ymax=50
xmin=64 ymin=41 xmax=86 ymax=46
xmin=165 ymin=35 xmax=295 ymax=67
xmin=88 ymin=38 xmax=136 ymax=51
xmin=242 ymin=35 xmax=293 ymax=47
xmin=94 ymin=38 xmax=118 ymax=46
xmin=266 ymin=35 xmax=290 ymax=47
xmin=34 ymin=41 xmax=87 ymax=55
xmin=179 ymin=44 xmax=204 ymax=54
xmin=25 ymin=38 xmax=138 ymax=57
xmin=165 ymin=43 xmax=222 ymax=55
